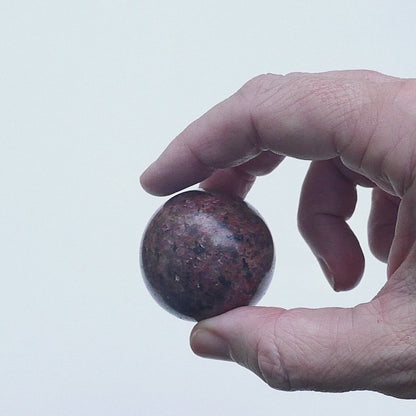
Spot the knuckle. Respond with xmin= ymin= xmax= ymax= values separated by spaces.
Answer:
xmin=296 ymin=207 xmax=314 ymax=237
xmin=395 ymin=78 xmax=416 ymax=192
xmin=238 ymin=73 xmax=285 ymax=114
xmin=255 ymin=329 xmax=293 ymax=391
xmin=236 ymin=73 xmax=284 ymax=150
xmin=240 ymin=73 xmax=282 ymax=97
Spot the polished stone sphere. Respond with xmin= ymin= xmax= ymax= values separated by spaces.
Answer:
xmin=140 ymin=190 xmax=275 ymax=321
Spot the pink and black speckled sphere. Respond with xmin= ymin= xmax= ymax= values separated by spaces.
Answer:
xmin=140 ymin=190 xmax=275 ymax=321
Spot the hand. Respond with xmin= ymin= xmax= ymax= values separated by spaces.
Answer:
xmin=140 ymin=70 xmax=416 ymax=398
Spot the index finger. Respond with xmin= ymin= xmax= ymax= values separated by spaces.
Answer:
xmin=140 ymin=70 xmax=405 ymax=196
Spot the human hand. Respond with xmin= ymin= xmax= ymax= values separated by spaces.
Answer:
xmin=140 ymin=70 xmax=416 ymax=398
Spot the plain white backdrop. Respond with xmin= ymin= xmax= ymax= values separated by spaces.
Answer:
xmin=1 ymin=1 xmax=416 ymax=414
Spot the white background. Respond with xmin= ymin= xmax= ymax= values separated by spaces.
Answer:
xmin=1 ymin=1 xmax=416 ymax=414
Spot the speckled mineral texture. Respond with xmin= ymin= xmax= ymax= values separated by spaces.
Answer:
xmin=140 ymin=190 xmax=275 ymax=321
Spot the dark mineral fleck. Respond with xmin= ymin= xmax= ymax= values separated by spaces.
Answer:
xmin=140 ymin=190 xmax=275 ymax=321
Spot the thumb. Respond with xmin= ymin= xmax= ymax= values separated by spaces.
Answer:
xmin=189 ymin=303 xmax=413 ymax=396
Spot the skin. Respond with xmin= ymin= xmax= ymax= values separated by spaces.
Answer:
xmin=140 ymin=70 xmax=416 ymax=398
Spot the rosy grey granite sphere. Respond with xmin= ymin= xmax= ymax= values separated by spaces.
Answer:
xmin=140 ymin=190 xmax=275 ymax=321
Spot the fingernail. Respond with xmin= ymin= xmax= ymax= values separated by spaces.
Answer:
xmin=318 ymin=258 xmax=336 ymax=290
xmin=190 ymin=328 xmax=230 ymax=361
